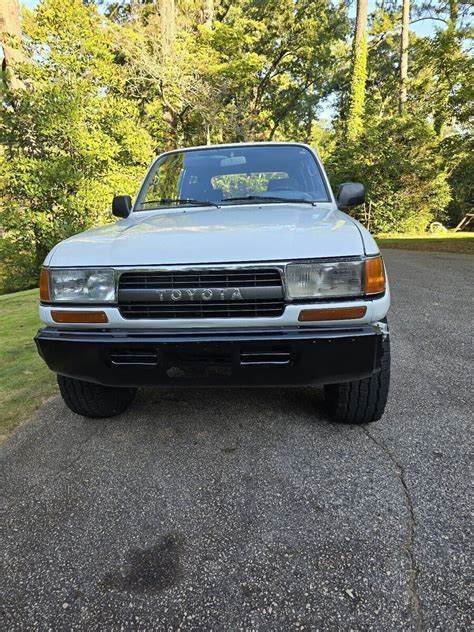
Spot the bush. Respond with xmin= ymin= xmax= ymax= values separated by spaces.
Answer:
xmin=326 ymin=117 xmax=451 ymax=233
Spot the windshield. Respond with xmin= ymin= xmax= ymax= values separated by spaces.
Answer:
xmin=135 ymin=145 xmax=330 ymax=210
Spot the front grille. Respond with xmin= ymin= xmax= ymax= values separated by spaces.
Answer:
xmin=118 ymin=268 xmax=284 ymax=320
xmin=118 ymin=299 xmax=284 ymax=319
xmin=119 ymin=269 xmax=282 ymax=289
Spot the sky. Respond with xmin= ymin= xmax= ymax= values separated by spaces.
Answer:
xmin=20 ymin=0 xmax=441 ymax=38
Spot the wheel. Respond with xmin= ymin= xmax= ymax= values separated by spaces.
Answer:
xmin=324 ymin=334 xmax=390 ymax=424
xmin=57 ymin=375 xmax=137 ymax=418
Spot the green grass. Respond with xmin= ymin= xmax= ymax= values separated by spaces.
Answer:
xmin=0 ymin=289 xmax=57 ymax=441
xmin=376 ymin=231 xmax=474 ymax=254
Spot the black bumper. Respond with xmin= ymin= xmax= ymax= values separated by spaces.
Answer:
xmin=35 ymin=326 xmax=385 ymax=388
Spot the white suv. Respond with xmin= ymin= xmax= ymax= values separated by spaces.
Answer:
xmin=36 ymin=142 xmax=390 ymax=423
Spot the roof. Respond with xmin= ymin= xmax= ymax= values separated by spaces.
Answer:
xmin=155 ymin=141 xmax=316 ymax=161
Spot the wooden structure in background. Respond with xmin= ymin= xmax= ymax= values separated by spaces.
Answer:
xmin=454 ymin=214 xmax=474 ymax=232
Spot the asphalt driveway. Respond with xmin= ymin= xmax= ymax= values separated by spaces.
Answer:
xmin=1 ymin=250 xmax=472 ymax=630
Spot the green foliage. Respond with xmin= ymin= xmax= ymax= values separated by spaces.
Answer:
xmin=114 ymin=0 xmax=349 ymax=146
xmin=441 ymin=133 xmax=474 ymax=226
xmin=0 ymin=0 xmax=472 ymax=292
xmin=346 ymin=23 xmax=368 ymax=141
xmin=0 ymin=0 xmax=153 ymax=292
xmin=332 ymin=0 xmax=473 ymax=231
xmin=327 ymin=117 xmax=451 ymax=233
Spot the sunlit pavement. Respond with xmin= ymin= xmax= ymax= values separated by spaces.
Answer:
xmin=2 ymin=250 xmax=472 ymax=630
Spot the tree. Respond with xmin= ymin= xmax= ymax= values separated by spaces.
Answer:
xmin=111 ymin=0 xmax=349 ymax=146
xmin=399 ymin=0 xmax=410 ymax=113
xmin=327 ymin=117 xmax=451 ymax=233
xmin=201 ymin=0 xmax=213 ymax=27
xmin=346 ymin=0 xmax=368 ymax=140
xmin=407 ymin=0 xmax=473 ymax=223
xmin=0 ymin=0 xmax=24 ymax=90
xmin=207 ymin=0 xmax=349 ymax=142
xmin=0 ymin=0 xmax=153 ymax=292
xmin=159 ymin=0 xmax=175 ymax=58
xmin=1 ymin=0 xmax=472 ymax=292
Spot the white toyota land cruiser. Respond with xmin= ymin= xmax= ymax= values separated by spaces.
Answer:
xmin=36 ymin=142 xmax=390 ymax=423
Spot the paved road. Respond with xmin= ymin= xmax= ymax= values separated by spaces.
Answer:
xmin=1 ymin=250 xmax=472 ymax=631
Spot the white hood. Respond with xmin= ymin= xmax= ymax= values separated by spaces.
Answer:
xmin=47 ymin=203 xmax=368 ymax=267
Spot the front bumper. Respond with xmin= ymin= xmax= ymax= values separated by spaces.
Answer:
xmin=35 ymin=325 xmax=386 ymax=388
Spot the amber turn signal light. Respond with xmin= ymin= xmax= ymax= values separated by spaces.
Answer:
xmin=365 ymin=256 xmax=385 ymax=295
xmin=298 ymin=306 xmax=367 ymax=322
xmin=39 ymin=268 xmax=50 ymax=301
xmin=51 ymin=311 xmax=109 ymax=324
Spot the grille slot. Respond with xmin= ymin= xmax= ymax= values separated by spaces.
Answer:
xmin=240 ymin=350 xmax=291 ymax=366
xmin=110 ymin=349 xmax=158 ymax=366
xmin=118 ymin=268 xmax=284 ymax=320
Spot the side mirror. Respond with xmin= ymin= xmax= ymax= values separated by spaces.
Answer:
xmin=112 ymin=195 xmax=132 ymax=218
xmin=336 ymin=183 xmax=365 ymax=208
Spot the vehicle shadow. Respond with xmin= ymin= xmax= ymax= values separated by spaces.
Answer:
xmin=3 ymin=384 xmax=344 ymax=497
xmin=111 ymin=384 xmax=339 ymax=440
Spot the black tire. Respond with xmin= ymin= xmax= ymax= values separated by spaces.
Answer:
xmin=57 ymin=375 xmax=137 ymax=418
xmin=324 ymin=335 xmax=390 ymax=424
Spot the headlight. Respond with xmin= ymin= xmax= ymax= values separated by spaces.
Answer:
xmin=48 ymin=269 xmax=116 ymax=303
xmin=286 ymin=260 xmax=364 ymax=299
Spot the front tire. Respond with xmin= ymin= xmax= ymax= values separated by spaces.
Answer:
xmin=57 ymin=375 xmax=137 ymax=418
xmin=324 ymin=335 xmax=390 ymax=424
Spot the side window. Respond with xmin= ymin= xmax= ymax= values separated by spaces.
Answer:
xmin=142 ymin=154 xmax=184 ymax=203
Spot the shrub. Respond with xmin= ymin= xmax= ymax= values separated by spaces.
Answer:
xmin=326 ymin=117 xmax=451 ymax=233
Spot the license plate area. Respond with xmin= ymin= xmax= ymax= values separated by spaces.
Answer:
xmin=164 ymin=344 xmax=233 ymax=378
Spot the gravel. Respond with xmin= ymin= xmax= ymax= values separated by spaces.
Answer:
xmin=1 ymin=249 xmax=472 ymax=630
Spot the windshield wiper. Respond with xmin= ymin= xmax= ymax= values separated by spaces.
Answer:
xmin=222 ymin=195 xmax=317 ymax=205
xmin=140 ymin=198 xmax=220 ymax=208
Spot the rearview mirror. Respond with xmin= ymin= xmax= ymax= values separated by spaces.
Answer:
xmin=220 ymin=156 xmax=246 ymax=167
xmin=336 ymin=183 xmax=365 ymax=208
xmin=112 ymin=195 xmax=132 ymax=218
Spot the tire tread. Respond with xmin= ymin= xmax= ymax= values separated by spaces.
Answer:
xmin=325 ymin=335 xmax=390 ymax=424
xmin=57 ymin=375 xmax=136 ymax=418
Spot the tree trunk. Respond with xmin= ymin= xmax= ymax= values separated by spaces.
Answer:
xmin=201 ymin=0 xmax=213 ymax=27
xmin=346 ymin=0 xmax=368 ymax=141
xmin=305 ymin=102 xmax=313 ymax=144
xmin=0 ymin=0 xmax=24 ymax=89
xmin=353 ymin=0 xmax=368 ymax=51
xmin=159 ymin=0 xmax=176 ymax=59
xmin=399 ymin=0 xmax=410 ymax=114
xmin=448 ymin=0 xmax=458 ymax=33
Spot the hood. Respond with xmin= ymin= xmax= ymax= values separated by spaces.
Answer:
xmin=47 ymin=204 xmax=366 ymax=267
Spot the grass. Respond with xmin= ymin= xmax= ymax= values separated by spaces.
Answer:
xmin=376 ymin=231 xmax=474 ymax=254
xmin=0 ymin=289 xmax=57 ymax=442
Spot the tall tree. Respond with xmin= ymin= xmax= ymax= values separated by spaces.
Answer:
xmin=201 ymin=0 xmax=213 ymax=27
xmin=0 ymin=0 xmax=24 ymax=89
xmin=346 ymin=0 xmax=368 ymax=140
xmin=159 ymin=0 xmax=175 ymax=58
xmin=399 ymin=0 xmax=410 ymax=113
xmin=447 ymin=0 xmax=459 ymax=34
